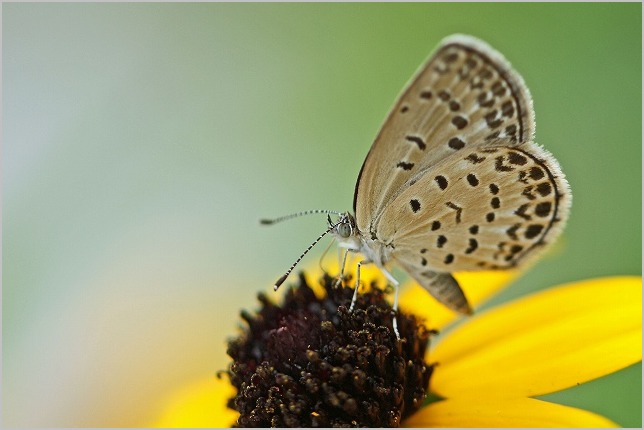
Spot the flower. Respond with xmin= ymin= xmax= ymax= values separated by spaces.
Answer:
xmin=154 ymin=267 xmax=641 ymax=427
xmin=226 ymin=272 xmax=433 ymax=427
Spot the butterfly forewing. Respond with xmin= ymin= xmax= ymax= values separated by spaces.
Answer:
xmin=354 ymin=34 xmax=536 ymax=235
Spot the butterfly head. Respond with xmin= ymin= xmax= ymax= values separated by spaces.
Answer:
xmin=328 ymin=212 xmax=363 ymax=249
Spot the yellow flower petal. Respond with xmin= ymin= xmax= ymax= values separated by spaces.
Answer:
xmin=299 ymin=259 xmax=390 ymax=299
xmin=431 ymin=276 xmax=642 ymax=398
xmin=154 ymin=377 xmax=238 ymax=428
xmin=403 ymin=397 xmax=618 ymax=428
xmin=399 ymin=270 xmax=519 ymax=330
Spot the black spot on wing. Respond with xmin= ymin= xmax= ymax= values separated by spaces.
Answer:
xmin=495 ymin=156 xmax=515 ymax=172
xmin=506 ymin=223 xmax=520 ymax=240
xmin=446 ymin=202 xmax=462 ymax=223
xmin=535 ymin=201 xmax=552 ymax=217
xmin=491 ymin=80 xmax=507 ymax=97
xmin=508 ymin=151 xmax=528 ymax=165
xmin=525 ymin=224 xmax=544 ymax=239
xmin=437 ymin=235 xmax=447 ymax=248
xmin=536 ymin=182 xmax=552 ymax=197
xmin=530 ymin=166 xmax=545 ymax=180
xmin=405 ymin=135 xmax=427 ymax=151
xmin=465 ymin=153 xmax=485 ymax=164
xmin=501 ymin=100 xmax=515 ymax=117
xmin=515 ymin=204 xmax=531 ymax=220
xmin=435 ymin=175 xmax=448 ymax=190
xmin=448 ymin=137 xmax=466 ymax=150
xmin=478 ymin=91 xmax=494 ymax=107
xmin=485 ymin=110 xmax=503 ymax=129
xmin=522 ymin=186 xmax=536 ymax=200
xmin=465 ymin=238 xmax=478 ymax=254
xmin=452 ymin=115 xmax=468 ymax=129
xmin=397 ymin=161 xmax=414 ymax=171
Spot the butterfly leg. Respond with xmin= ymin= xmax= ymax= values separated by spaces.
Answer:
xmin=334 ymin=248 xmax=351 ymax=288
xmin=378 ymin=267 xmax=401 ymax=340
xmin=350 ymin=258 xmax=372 ymax=312
xmin=351 ymin=262 xmax=402 ymax=339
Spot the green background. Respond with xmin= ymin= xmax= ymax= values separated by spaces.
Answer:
xmin=4 ymin=3 xmax=641 ymax=427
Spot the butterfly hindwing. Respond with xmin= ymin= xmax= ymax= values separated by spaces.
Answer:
xmin=378 ymin=142 xmax=570 ymax=274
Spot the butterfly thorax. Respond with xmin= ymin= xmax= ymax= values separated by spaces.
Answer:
xmin=331 ymin=212 xmax=393 ymax=267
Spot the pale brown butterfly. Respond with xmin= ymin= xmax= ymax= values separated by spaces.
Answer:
xmin=262 ymin=34 xmax=571 ymax=338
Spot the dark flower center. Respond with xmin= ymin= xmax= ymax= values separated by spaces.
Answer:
xmin=225 ymin=272 xmax=435 ymax=427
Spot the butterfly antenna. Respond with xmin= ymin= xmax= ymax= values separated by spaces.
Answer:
xmin=260 ymin=209 xmax=343 ymax=226
xmin=273 ymin=220 xmax=342 ymax=291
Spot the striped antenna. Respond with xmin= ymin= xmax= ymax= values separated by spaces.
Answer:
xmin=272 ymin=219 xmax=343 ymax=291
xmin=260 ymin=209 xmax=343 ymax=226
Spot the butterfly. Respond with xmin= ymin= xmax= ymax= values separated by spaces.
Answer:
xmin=263 ymin=34 xmax=571 ymax=337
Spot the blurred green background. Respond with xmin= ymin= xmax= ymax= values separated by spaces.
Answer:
xmin=3 ymin=3 xmax=641 ymax=427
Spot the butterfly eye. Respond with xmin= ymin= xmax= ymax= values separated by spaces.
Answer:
xmin=337 ymin=222 xmax=352 ymax=238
